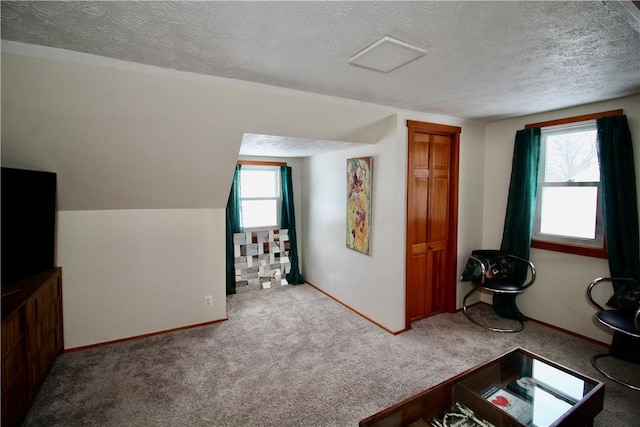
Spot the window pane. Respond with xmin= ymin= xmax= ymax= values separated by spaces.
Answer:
xmin=240 ymin=169 xmax=278 ymax=198
xmin=544 ymin=129 xmax=598 ymax=182
xmin=241 ymin=200 xmax=277 ymax=228
xmin=539 ymin=187 xmax=597 ymax=239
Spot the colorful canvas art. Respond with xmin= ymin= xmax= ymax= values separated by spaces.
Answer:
xmin=346 ymin=157 xmax=372 ymax=255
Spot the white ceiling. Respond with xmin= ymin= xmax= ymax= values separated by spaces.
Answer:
xmin=240 ymin=134 xmax=364 ymax=158
xmin=2 ymin=1 xmax=640 ymax=156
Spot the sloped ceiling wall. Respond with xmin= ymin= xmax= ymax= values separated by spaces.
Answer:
xmin=1 ymin=45 xmax=392 ymax=211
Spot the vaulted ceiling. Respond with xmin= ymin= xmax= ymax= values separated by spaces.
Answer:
xmin=2 ymin=1 xmax=640 ymax=123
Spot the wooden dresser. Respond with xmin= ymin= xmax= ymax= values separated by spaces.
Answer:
xmin=1 ymin=268 xmax=64 ymax=426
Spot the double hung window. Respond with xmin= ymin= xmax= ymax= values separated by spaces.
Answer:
xmin=532 ymin=120 xmax=606 ymax=257
xmin=239 ymin=166 xmax=281 ymax=229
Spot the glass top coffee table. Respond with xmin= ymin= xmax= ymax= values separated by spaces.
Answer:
xmin=359 ymin=347 xmax=604 ymax=427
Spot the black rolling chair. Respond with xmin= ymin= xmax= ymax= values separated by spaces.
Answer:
xmin=587 ymin=277 xmax=640 ymax=390
xmin=460 ymin=250 xmax=536 ymax=333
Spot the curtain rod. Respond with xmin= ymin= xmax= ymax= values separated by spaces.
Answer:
xmin=525 ymin=109 xmax=623 ymax=129
xmin=237 ymin=160 xmax=287 ymax=167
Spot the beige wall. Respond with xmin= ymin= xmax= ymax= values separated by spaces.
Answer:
xmin=303 ymin=114 xmax=486 ymax=332
xmin=3 ymin=41 xmax=637 ymax=347
xmin=1 ymin=42 xmax=390 ymax=212
xmin=1 ymin=43 xmax=398 ymax=347
xmin=484 ymin=94 xmax=640 ymax=343
xmin=57 ymin=209 xmax=225 ymax=348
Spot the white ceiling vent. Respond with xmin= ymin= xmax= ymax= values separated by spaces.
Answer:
xmin=349 ymin=35 xmax=426 ymax=73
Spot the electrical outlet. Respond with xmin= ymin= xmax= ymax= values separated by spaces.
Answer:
xmin=205 ymin=295 xmax=213 ymax=307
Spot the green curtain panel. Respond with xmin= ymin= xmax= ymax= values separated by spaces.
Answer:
xmin=497 ymin=128 xmax=541 ymax=320
xmin=280 ymin=166 xmax=305 ymax=285
xmin=596 ymin=115 xmax=640 ymax=287
xmin=225 ymin=165 xmax=243 ymax=295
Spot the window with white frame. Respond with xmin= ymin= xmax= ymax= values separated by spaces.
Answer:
xmin=239 ymin=166 xmax=281 ymax=229
xmin=533 ymin=121 xmax=605 ymax=251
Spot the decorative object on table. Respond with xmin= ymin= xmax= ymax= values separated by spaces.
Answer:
xmin=506 ymin=376 xmax=536 ymax=399
xmin=346 ymin=156 xmax=372 ymax=255
xmin=428 ymin=402 xmax=495 ymax=427
xmin=507 ymin=375 xmax=578 ymax=408
xmin=481 ymin=385 xmax=533 ymax=425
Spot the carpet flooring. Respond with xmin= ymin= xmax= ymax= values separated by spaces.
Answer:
xmin=23 ymin=284 xmax=639 ymax=426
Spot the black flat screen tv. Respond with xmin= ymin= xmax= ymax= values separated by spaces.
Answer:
xmin=1 ymin=167 xmax=57 ymax=286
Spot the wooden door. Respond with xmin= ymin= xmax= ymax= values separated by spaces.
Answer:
xmin=406 ymin=121 xmax=460 ymax=328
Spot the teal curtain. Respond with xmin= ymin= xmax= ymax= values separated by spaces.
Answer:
xmin=225 ymin=165 xmax=243 ymax=295
xmin=497 ymin=128 xmax=541 ymax=320
xmin=280 ymin=166 xmax=305 ymax=285
xmin=596 ymin=115 xmax=640 ymax=287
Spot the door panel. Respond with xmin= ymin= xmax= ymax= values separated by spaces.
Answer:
xmin=413 ymin=133 xmax=430 ymax=166
xmin=407 ymin=252 xmax=427 ymax=321
xmin=427 ymin=247 xmax=447 ymax=313
xmin=431 ymin=135 xmax=450 ymax=169
xmin=429 ymin=177 xmax=449 ymax=241
xmin=412 ymin=178 xmax=429 ymax=244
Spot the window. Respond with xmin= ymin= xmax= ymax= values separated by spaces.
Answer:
xmin=239 ymin=166 xmax=281 ymax=229
xmin=532 ymin=121 xmax=606 ymax=257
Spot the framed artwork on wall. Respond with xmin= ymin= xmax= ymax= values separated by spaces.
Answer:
xmin=346 ymin=157 xmax=372 ymax=255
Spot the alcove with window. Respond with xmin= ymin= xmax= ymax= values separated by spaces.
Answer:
xmin=225 ymin=161 xmax=304 ymax=295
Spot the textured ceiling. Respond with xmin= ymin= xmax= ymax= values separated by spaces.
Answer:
xmin=240 ymin=134 xmax=365 ymax=158
xmin=2 ymin=1 xmax=640 ymax=155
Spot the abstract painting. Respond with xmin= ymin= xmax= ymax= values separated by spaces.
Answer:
xmin=346 ymin=157 xmax=372 ymax=255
